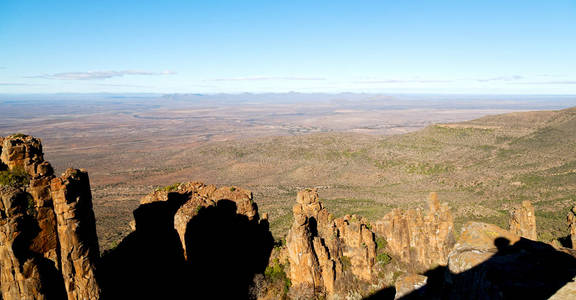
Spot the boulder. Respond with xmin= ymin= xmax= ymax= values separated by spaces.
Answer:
xmin=445 ymin=222 xmax=576 ymax=300
xmin=394 ymin=273 xmax=427 ymax=299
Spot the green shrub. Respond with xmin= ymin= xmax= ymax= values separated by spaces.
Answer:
xmin=376 ymin=252 xmax=391 ymax=265
xmin=0 ymin=167 xmax=30 ymax=187
xmin=264 ymin=259 xmax=291 ymax=292
xmin=10 ymin=133 xmax=27 ymax=138
xmin=341 ymin=256 xmax=352 ymax=270
xmin=157 ymin=183 xmax=180 ymax=192
xmin=375 ymin=237 xmax=387 ymax=250
xmin=230 ymin=187 xmax=236 ymax=192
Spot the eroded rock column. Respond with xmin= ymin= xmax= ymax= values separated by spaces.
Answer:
xmin=510 ymin=200 xmax=537 ymax=240
xmin=51 ymin=169 xmax=101 ymax=300
xmin=372 ymin=192 xmax=455 ymax=272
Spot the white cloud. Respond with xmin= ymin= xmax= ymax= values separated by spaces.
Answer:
xmin=29 ymin=70 xmax=176 ymax=80
xmin=511 ymin=80 xmax=576 ymax=85
xmin=208 ymin=76 xmax=326 ymax=81
xmin=353 ymin=79 xmax=452 ymax=84
xmin=476 ymin=75 xmax=524 ymax=82
xmin=0 ymin=82 xmax=39 ymax=86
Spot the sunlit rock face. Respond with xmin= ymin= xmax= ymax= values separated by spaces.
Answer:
xmin=285 ymin=189 xmax=377 ymax=298
xmin=372 ymin=192 xmax=455 ymax=272
xmin=0 ymin=134 xmax=100 ymax=300
xmin=510 ymin=200 xmax=537 ymax=240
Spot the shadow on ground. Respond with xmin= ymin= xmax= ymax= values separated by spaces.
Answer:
xmin=98 ymin=195 xmax=273 ymax=299
xmin=366 ymin=237 xmax=576 ymax=300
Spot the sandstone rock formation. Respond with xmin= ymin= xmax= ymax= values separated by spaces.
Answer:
xmin=285 ymin=189 xmax=377 ymax=298
xmin=0 ymin=134 xmax=100 ymax=300
xmin=1 ymin=135 xmax=59 ymax=266
xmin=443 ymin=222 xmax=576 ymax=300
xmin=448 ymin=221 xmax=520 ymax=274
xmin=509 ymin=200 xmax=537 ymax=240
xmin=568 ymin=206 xmax=576 ymax=249
xmin=372 ymin=192 xmax=454 ymax=272
xmin=140 ymin=181 xmax=261 ymax=258
xmin=0 ymin=185 xmax=51 ymax=299
xmin=100 ymin=180 xmax=273 ymax=299
xmin=51 ymin=169 xmax=101 ymax=300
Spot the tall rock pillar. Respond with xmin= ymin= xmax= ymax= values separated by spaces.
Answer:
xmin=510 ymin=200 xmax=537 ymax=240
xmin=51 ymin=169 xmax=101 ymax=300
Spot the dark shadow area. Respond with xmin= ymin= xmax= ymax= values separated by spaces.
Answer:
xmin=364 ymin=286 xmax=396 ymax=300
xmin=97 ymin=194 xmax=188 ymax=299
xmin=558 ymin=234 xmax=572 ymax=248
xmin=366 ymin=237 xmax=576 ymax=300
xmin=184 ymin=200 xmax=274 ymax=299
xmin=98 ymin=195 xmax=274 ymax=299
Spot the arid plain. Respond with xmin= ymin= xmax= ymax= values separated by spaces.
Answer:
xmin=1 ymin=93 xmax=574 ymax=249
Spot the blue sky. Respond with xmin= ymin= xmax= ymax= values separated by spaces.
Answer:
xmin=0 ymin=0 xmax=575 ymax=94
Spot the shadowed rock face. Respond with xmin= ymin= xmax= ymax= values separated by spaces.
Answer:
xmin=0 ymin=134 xmax=99 ymax=300
xmin=285 ymin=189 xmax=377 ymax=298
xmin=509 ymin=200 xmax=537 ymax=240
xmin=369 ymin=222 xmax=576 ymax=300
xmin=98 ymin=181 xmax=274 ymax=299
xmin=372 ymin=192 xmax=455 ymax=272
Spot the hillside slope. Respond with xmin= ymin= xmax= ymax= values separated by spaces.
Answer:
xmin=139 ymin=107 xmax=576 ymax=242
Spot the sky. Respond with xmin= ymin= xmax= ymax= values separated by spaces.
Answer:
xmin=0 ymin=0 xmax=575 ymax=94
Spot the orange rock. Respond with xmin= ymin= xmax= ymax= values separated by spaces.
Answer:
xmin=510 ymin=200 xmax=537 ymax=240
xmin=285 ymin=189 xmax=377 ymax=298
xmin=51 ymin=169 xmax=101 ymax=300
xmin=372 ymin=192 xmax=455 ymax=272
xmin=448 ymin=222 xmax=520 ymax=274
xmin=394 ymin=273 xmax=427 ymax=299
xmin=568 ymin=207 xmax=576 ymax=249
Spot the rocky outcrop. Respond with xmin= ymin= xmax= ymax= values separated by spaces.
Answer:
xmin=568 ymin=207 xmax=576 ymax=249
xmin=140 ymin=181 xmax=261 ymax=258
xmin=394 ymin=273 xmax=427 ymax=299
xmin=0 ymin=186 xmax=50 ymax=299
xmin=509 ymin=200 xmax=537 ymax=240
xmin=372 ymin=192 xmax=454 ymax=272
xmin=285 ymin=189 xmax=377 ymax=298
xmin=0 ymin=135 xmax=49 ymax=177
xmin=448 ymin=222 xmax=520 ymax=274
xmin=51 ymin=169 xmax=101 ymax=300
xmin=441 ymin=222 xmax=576 ymax=300
xmin=1 ymin=135 xmax=59 ymax=266
xmin=99 ymin=180 xmax=273 ymax=299
xmin=0 ymin=134 xmax=100 ymax=300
